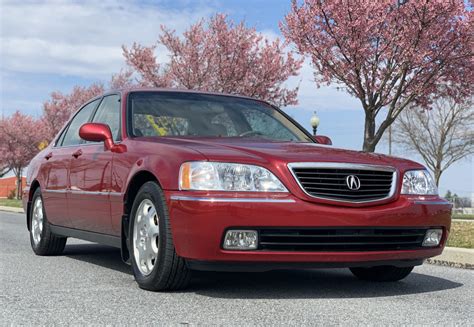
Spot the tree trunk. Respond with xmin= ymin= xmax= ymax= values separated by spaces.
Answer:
xmin=362 ymin=113 xmax=377 ymax=152
xmin=434 ymin=165 xmax=442 ymax=187
xmin=16 ymin=168 xmax=22 ymax=200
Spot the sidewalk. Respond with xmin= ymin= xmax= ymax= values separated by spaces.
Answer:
xmin=427 ymin=247 xmax=474 ymax=269
xmin=0 ymin=206 xmax=24 ymax=214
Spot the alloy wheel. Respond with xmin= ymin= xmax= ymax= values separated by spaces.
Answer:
xmin=31 ymin=197 xmax=44 ymax=245
xmin=133 ymin=199 xmax=160 ymax=276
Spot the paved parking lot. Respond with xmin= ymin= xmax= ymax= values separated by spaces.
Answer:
xmin=1 ymin=211 xmax=473 ymax=325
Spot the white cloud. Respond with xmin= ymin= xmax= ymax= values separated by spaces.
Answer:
xmin=286 ymin=59 xmax=361 ymax=112
xmin=0 ymin=0 xmax=214 ymax=78
xmin=0 ymin=0 xmax=360 ymax=113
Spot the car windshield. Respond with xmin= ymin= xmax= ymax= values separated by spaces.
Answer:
xmin=128 ymin=91 xmax=313 ymax=142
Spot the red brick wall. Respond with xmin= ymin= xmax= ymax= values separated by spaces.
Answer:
xmin=0 ymin=176 xmax=26 ymax=198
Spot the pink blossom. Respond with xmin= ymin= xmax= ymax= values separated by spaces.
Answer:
xmin=282 ymin=0 xmax=473 ymax=151
xmin=122 ymin=14 xmax=303 ymax=107
xmin=41 ymin=83 xmax=104 ymax=141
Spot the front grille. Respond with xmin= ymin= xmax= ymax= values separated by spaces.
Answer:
xmin=258 ymin=228 xmax=427 ymax=252
xmin=289 ymin=164 xmax=396 ymax=203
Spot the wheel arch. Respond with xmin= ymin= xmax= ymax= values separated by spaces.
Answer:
xmin=121 ymin=170 xmax=161 ymax=263
xmin=26 ymin=180 xmax=41 ymax=231
xmin=123 ymin=170 xmax=162 ymax=216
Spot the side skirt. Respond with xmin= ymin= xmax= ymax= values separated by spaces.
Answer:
xmin=50 ymin=224 xmax=121 ymax=248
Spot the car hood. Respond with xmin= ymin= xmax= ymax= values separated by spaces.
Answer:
xmin=154 ymin=137 xmax=423 ymax=170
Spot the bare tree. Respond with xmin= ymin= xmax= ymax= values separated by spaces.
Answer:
xmin=392 ymin=97 xmax=473 ymax=186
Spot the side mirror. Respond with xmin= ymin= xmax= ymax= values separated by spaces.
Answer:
xmin=314 ymin=135 xmax=332 ymax=145
xmin=79 ymin=123 xmax=126 ymax=153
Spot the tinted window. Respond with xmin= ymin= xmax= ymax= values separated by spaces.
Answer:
xmin=91 ymin=94 xmax=121 ymax=141
xmin=129 ymin=92 xmax=312 ymax=142
xmin=61 ymin=99 xmax=99 ymax=146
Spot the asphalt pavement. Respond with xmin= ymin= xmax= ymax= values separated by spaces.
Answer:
xmin=1 ymin=211 xmax=473 ymax=325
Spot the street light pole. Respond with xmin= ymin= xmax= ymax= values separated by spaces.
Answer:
xmin=310 ymin=111 xmax=320 ymax=136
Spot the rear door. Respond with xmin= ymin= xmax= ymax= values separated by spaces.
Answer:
xmin=42 ymin=100 xmax=99 ymax=228
xmin=68 ymin=94 xmax=121 ymax=234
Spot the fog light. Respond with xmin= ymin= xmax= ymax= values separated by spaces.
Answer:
xmin=223 ymin=230 xmax=258 ymax=250
xmin=422 ymin=228 xmax=443 ymax=247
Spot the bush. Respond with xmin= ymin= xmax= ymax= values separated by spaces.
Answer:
xmin=7 ymin=189 xmax=16 ymax=200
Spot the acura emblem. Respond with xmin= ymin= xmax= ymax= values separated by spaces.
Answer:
xmin=346 ymin=175 xmax=361 ymax=190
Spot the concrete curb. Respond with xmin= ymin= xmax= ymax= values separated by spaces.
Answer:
xmin=427 ymin=247 xmax=474 ymax=270
xmin=0 ymin=206 xmax=24 ymax=214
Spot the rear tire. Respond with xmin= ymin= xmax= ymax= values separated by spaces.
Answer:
xmin=350 ymin=266 xmax=414 ymax=282
xmin=129 ymin=181 xmax=190 ymax=291
xmin=29 ymin=188 xmax=67 ymax=256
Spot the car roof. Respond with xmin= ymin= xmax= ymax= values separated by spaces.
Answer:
xmin=109 ymin=87 xmax=265 ymax=103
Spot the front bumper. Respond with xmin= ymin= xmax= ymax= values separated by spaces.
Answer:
xmin=166 ymin=192 xmax=451 ymax=269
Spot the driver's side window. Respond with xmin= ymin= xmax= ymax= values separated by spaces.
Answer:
xmin=61 ymin=99 xmax=100 ymax=147
xmin=91 ymin=94 xmax=121 ymax=142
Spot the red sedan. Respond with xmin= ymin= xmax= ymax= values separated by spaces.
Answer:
xmin=23 ymin=89 xmax=451 ymax=291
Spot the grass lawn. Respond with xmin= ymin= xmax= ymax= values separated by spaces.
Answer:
xmin=452 ymin=214 xmax=474 ymax=220
xmin=447 ymin=221 xmax=474 ymax=249
xmin=0 ymin=198 xmax=22 ymax=208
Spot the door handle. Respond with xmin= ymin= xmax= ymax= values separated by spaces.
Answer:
xmin=72 ymin=149 xmax=83 ymax=158
xmin=44 ymin=152 xmax=53 ymax=160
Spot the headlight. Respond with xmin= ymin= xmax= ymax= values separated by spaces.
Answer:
xmin=401 ymin=170 xmax=437 ymax=195
xmin=179 ymin=161 xmax=288 ymax=192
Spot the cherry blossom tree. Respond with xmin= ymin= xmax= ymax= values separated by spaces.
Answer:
xmin=41 ymin=83 xmax=104 ymax=141
xmin=0 ymin=112 xmax=44 ymax=199
xmin=282 ymin=0 xmax=473 ymax=152
xmin=110 ymin=69 xmax=136 ymax=90
xmin=122 ymin=14 xmax=303 ymax=107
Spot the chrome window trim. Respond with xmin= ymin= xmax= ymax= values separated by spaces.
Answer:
xmin=287 ymin=162 xmax=398 ymax=204
xmin=170 ymin=195 xmax=295 ymax=203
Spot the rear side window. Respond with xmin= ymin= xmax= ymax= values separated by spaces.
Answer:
xmin=91 ymin=94 xmax=121 ymax=142
xmin=61 ymin=99 xmax=100 ymax=146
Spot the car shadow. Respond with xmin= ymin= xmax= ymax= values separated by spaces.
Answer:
xmin=64 ymin=243 xmax=132 ymax=275
xmin=64 ymin=243 xmax=463 ymax=299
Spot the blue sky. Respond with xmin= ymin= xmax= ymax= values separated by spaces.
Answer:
xmin=1 ymin=0 xmax=472 ymax=197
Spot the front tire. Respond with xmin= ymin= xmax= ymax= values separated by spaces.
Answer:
xmin=129 ymin=181 xmax=190 ymax=291
xmin=29 ymin=188 xmax=67 ymax=256
xmin=350 ymin=266 xmax=414 ymax=282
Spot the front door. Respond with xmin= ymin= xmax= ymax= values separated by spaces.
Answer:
xmin=42 ymin=98 xmax=100 ymax=228
xmin=68 ymin=94 xmax=122 ymax=235
xmin=68 ymin=144 xmax=114 ymax=234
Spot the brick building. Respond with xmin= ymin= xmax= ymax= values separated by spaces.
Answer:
xmin=0 ymin=176 xmax=26 ymax=198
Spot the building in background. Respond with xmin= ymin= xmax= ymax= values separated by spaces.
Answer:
xmin=0 ymin=176 xmax=26 ymax=198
